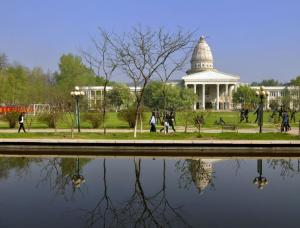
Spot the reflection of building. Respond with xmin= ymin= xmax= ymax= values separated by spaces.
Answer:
xmin=190 ymin=159 xmax=222 ymax=193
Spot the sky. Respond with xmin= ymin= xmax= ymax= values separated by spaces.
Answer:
xmin=1 ymin=0 xmax=300 ymax=83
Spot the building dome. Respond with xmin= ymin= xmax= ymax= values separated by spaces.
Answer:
xmin=187 ymin=36 xmax=213 ymax=74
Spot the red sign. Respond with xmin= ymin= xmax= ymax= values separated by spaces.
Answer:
xmin=0 ymin=106 xmax=33 ymax=113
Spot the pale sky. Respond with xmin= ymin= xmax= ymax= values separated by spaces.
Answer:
xmin=1 ymin=0 xmax=300 ymax=83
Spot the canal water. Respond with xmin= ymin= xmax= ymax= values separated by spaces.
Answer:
xmin=0 ymin=157 xmax=299 ymax=228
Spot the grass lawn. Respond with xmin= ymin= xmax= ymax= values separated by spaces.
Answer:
xmin=1 ymin=111 xmax=300 ymax=130
xmin=1 ymin=132 xmax=299 ymax=140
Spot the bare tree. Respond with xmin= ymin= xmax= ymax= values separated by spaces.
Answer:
xmin=110 ymin=26 xmax=193 ymax=137
xmin=156 ymin=47 xmax=191 ymax=115
xmin=0 ymin=53 xmax=8 ymax=71
xmin=82 ymin=28 xmax=117 ymax=134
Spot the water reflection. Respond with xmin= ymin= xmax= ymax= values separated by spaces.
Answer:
xmin=37 ymin=157 xmax=90 ymax=198
xmin=71 ymin=158 xmax=85 ymax=189
xmin=1 ymin=156 xmax=300 ymax=227
xmin=176 ymin=159 xmax=222 ymax=193
xmin=84 ymin=158 xmax=192 ymax=227
xmin=253 ymin=159 xmax=268 ymax=189
xmin=267 ymin=159 xmax=300 ymax=177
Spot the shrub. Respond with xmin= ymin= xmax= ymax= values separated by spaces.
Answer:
xmin=2 ymin=112 xmax=19 ymax=128
xmin=84 ymin=112 xmax=103 ymax=128
xmin=117 ymin=106 xmax=145 ymax=128
xmin=38 ymin=112 xmax=61 ymax=128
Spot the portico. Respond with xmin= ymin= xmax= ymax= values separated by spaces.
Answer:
xmin=185 ymin=80 xmax=238 ymax=110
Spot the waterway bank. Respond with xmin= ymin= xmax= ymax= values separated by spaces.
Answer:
xmin=1 ymin=139 xmax=300 ymax=157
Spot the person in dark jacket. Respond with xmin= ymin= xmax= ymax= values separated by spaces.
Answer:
xmin=168 ymin=111 xmax=176 ymax=132
xmin=18 ymin=112 xmax=26 ymax=133
xmin=282 ymin=111 xmax=290 ymax=132
xmin=149 ymin=112 xmax=156 ymax=132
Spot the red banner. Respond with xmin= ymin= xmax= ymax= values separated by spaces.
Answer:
xmin=0 ymin=106 xmax=33 ymax=113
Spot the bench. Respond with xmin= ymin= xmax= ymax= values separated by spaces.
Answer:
xmin=222 ymin=124 xmax=238 ymax=133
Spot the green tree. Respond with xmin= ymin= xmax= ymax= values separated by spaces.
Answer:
xmin=280 ymin=87 xmax=292 ymax=110
xmin=27 ymin=67 xmax=50 ymax=104
xmin=290 ymin=75 xmax=300 ymax=110
xmin=144 ymin=81 xmax=196 ymax=111
xmin=6 ymin=65 xmax=29 ymax=104
xmin=55 ymin=54 xmax=96 ymax=102
xmin=251 ymin=79 xmax=281 ymax=86
xmin=179 ymin=87 xmax=197 ymax=110
xmin=232 ymin=85 xmax=257 ymax=109
xmin=108 ymin=83 xmax=133 ymax=111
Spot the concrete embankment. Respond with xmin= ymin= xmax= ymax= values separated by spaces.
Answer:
xmin=1 ymin=139 xmax=300 ymax=157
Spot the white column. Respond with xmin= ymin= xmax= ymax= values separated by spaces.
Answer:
xmin=225 ymin=84 xmax=229 ymax=110
xmin=216 ymin=84 xmax=220 ymax=110
xmin=193 ymin=84 xmax=197 ymax=110
xmin=229 ymin=85 xmax=234 ymax=110
xmin=88 ymin=90 xmax=91 ymax=109
xmin=202 ymin=84 xmax=205 ymax=110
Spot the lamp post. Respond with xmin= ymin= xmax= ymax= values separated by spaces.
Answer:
xmin=70 ymin=86 xmax=85 ymax=133
xmin=255 ymin=86 xmax=269 ymax=133
xmin=253 ymin=159 xmax=268 ymax=189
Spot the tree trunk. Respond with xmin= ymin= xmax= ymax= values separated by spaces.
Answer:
xmin=71 ymin=126 xmax=74 ymax=138
xmin=140 ymin=112 xmax=143 ymax=133
xmin=134 ymin=106 xmax=140 ymax=138
xmin=102 ymin=83 xmax=108 ymax=134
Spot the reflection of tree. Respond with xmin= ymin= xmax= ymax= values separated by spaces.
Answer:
xmin=38 ymin=158 xmax=90 ymax=199
xmin=85 ymin=158 xmax=192 ymax=227
xmin=176 ymin=159 xmax=215 ymax=193
xmin=267 ymin=159 xmax=300 ymax=177
xmin=232 ymin=159 xmax=246 ymax=176
xmin=85 ymin=159 xmax=120 ymax=227
xmin=0 ymin=157 xmax=40 ymax=180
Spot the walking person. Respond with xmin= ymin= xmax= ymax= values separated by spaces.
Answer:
xmin=244 ymin=108 xmax=249 ymax=123
xmin=240 ymin=108 xmax=245 ymax=122
xmin=168 ymin=111 xmax=176 ymax=132
xmin=160 ymin=112 xmax=169 ymax=133
xmin=282 ymin=111 xmax=290 ymax=132
xmin=18 ymin=112 xmax=26 ymax=133
xmin=149 ymin=112 xmax=156 ymax=132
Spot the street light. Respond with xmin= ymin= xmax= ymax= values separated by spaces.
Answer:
xmin=70 ymin=86 xmax=85 ymax=133
xmin=255 ymin=86 xmax=269 ymax=133
xmin=253 ymin=159 xmax=268 ymax=189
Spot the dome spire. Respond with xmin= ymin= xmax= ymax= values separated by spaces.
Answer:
xmin=187 ymin=36 xmax=214 ymax=74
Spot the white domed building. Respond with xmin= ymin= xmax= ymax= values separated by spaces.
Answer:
xmin=183 ymin=36 xmax=240 ymax=110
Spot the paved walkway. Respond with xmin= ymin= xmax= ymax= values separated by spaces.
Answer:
xmin=0 ymin=127 xmax=287 ymax=134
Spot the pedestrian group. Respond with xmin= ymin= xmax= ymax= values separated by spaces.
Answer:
xmin=149 ymin=109 xmax=176 ymax=133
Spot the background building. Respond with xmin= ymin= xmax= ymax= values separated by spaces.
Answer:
xmin=80 ymin=36 xmax=295 ymax=111
xmin=183 ymin=36 xmax=239 ymax=110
